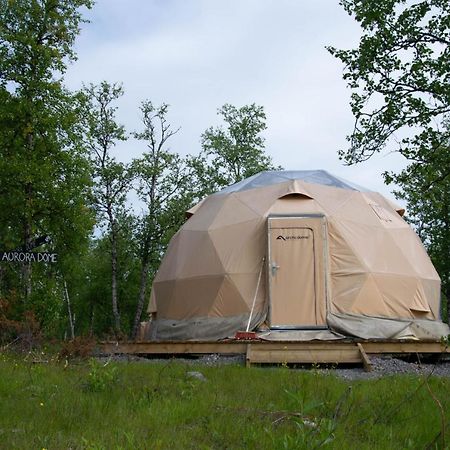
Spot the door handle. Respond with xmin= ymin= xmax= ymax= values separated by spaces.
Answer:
xmin=271 ymin=262 xmax=280 ymax=276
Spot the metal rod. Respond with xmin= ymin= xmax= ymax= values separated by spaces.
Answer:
xmin=246 ymin=258 xmax=265 ymax=332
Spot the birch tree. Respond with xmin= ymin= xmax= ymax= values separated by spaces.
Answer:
xmin=85 ymin=82 xmax=132 ymax=335
xmin=130 ymin=101 xmax=193 ymax=339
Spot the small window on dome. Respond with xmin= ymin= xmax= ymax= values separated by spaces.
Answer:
xmin=279 ymin=193 xmax=313 ymax=200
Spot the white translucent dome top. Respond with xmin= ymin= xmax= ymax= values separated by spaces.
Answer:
xmin=219 ymin=170 xmax=370 ymax=194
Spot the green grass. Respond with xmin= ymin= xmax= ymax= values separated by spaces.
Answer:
xmin=0 ymin=352 xmax=449 ymax=449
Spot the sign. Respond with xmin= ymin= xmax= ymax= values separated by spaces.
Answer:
xmin=0 ymin=251 xmax=57 ymax=263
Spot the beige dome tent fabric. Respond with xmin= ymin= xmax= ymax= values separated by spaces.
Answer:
xmin=146 ymin=170 xmax=450 ymax=341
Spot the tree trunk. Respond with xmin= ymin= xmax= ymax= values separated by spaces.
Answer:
xmin=23 ymin=130 xmax=34 ymax=301
xmin=443 ymin=204 xmax=449 ymax=326
xmin=0 ymin=265 xmax=4 ymax=298
xmin=89 ymin=305 xmax=95 ymax=337
xmin=131 ymin=258 xmax=150 ymax=340
xmin=63 ymin=280 xmax=75 ymax=340
xmin=22 ymin=214 xmax=32 ymax=300
xmin=110 ymin=225 xmax=121 ymax=335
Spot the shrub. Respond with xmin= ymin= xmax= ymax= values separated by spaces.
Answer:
xmin=59 ymin=336 xmax=96 ymax=360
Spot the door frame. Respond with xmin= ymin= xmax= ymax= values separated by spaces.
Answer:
xmin=267 ymin=214 xmax=330 ymax=330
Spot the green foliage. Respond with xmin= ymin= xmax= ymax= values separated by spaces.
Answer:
xmin=0 ymin=0 xmax=94 ymax=84
xmin=194 ymin=103 xmax=280 ymax=194
xmin=83 ymin=359 xmax=119 ymax=392
xmin=0 ymin=0 xmax=95 ymax=258
xmin=84 ymin=81 xmax=134 ymax=334
xmin=130 ymin=101 xmax=197 ymax=337
xmin=131 ymin=101 xmax=194 ymax=268
xmin=73 ymin=220 xmax=141 ymax=337
xmin=84 ymin=82 xmax=131 ymax=230
xmin=0 ymin=0 xmax=94 ymax=334
xmin=328 ymin=0 xmax=450 ymax=164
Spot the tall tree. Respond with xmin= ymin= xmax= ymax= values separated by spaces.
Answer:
xmin=130 ymin=101 xmax=194 ymax=339
xmin=328 ymin=0 xmax=450 ymax=167
xmin=195 ymin=103 xmax=279 ymax=193
xmin=85 ymin=82 xmax=132 ymax=335
xmin=0 ymin=0 xmax=93 ymax=314
xmin=329 ymin=0 xmax=450 ymax=322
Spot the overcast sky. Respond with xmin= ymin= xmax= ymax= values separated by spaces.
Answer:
xmin=65 ymin=0 xmax=407 ymax=202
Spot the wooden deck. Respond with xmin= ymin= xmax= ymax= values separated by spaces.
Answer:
xmin=98 ymin=339 xmax=450 ymax=371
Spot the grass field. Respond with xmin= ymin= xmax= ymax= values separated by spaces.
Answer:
xmin=0 ymin=352 xmax=449 ymax=449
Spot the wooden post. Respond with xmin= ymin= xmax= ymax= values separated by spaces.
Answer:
xmin=357 ymin=343 xmax=372 ymax=372
xmin=246 ymin=344 xmax=252 ymax=368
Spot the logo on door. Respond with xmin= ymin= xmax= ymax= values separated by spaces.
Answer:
xmin=276 ymin=235 xmax=309 ymax=241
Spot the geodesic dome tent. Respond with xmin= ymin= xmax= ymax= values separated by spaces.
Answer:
xmin=146 ymin=170 xmax=449 ymax=341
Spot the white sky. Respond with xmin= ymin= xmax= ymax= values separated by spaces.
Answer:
xmin=65 ymin=0 xmax=408 ymax=204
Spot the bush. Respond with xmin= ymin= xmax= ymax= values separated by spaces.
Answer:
xmin=0 ymin=298 xmax=42 ymax=350
xmin=59 ymin=336 xmax=96 ymax=360
xmin=82 ymin=359 xmax=118 ymax=392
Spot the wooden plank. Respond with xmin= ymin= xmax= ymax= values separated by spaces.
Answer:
xmin=248 ymin=342 xmax=359 ymax=352
xmin=98 ymin=339 xmax=450 ymax=365
xmin=361 ymin=341 xmax=450 ymax=354
xmin=357 ymin=343 xmax=372 ymax=372
xmin=248 ymin=349 xmax=362 ymax=364
xmin=246 ymin=342 xmax=362 ymax=365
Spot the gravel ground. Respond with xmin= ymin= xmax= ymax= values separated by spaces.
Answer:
xmin=332 ymin=356 xmax=450 ymax=380
xmin=96 ymin=353 xmax=450 ymax=379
